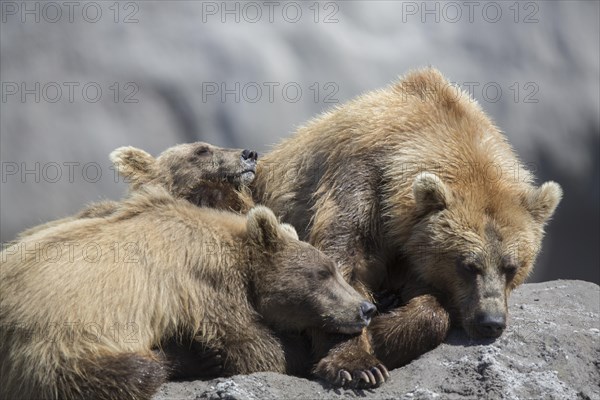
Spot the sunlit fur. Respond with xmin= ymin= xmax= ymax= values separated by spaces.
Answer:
xmin=252 ymin=68 xmax=562 ymax=377
xmin=16 ymin=142 xmax=256 ymax=241
xmin=0 ymin=188 xmax=367 ymax=400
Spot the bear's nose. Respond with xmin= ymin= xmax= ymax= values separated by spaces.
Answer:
xmin=475 ymin=312 xmax=506 ymax=338
xmin=359 ymin=301 xmax=377 ymax=323
xmin=241 ymin=149 xmax=258 ymax=161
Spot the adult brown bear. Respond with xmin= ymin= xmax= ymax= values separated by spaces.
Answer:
xmin=252 ymin=68 xmax=562 ymax=387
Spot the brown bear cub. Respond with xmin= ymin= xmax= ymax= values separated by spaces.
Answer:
xmin=17 ymin=141 xmax=258 ymax=239
xmin=0 ymin=187 xmax=375 ymax=400
xmin=110 ymin=142 xmax=258 ymax=212
xmin=252 ymin=68 xmax=563 ymax=386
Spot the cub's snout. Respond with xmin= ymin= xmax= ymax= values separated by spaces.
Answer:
xmin=241 ymin=149 xmax=258 ymax=162
xmin=240 ymin=149 xmax=258 ymax=184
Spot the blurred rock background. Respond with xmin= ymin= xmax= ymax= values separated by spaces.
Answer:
xmin=1 ymin=1 xmax=598 ymax=283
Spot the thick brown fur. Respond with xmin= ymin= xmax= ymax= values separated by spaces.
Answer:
xmin=16 ymin=142 xmax=257 ymax=240
xmin=370 ymin=281 xmax=451 ymax=368
xmin=0 ymin=187 xmax=371 ymax=400
xmin=252 ymin=68 xmax=563 ymax=385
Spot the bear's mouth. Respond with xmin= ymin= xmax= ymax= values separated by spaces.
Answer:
xmin=330 ymin=321 xmax=368 ymax=335
xmin=240 ymin=168 xmax=256 ymax=182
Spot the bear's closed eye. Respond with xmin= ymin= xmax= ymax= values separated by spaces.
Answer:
xmin=195 ymin=147 xmax=211 ymax=157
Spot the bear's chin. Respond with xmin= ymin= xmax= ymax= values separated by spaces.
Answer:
xmin=240 ymin=170 xmax=256 ymax=184
xmin=327 ymin=322 xmax=368 ymax=335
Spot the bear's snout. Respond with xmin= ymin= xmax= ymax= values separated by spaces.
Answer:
xmin=241 ymin=149 xmax=258 ymax=162
xmin=359 ymin=301 xmax=377 ymax=324
xmin=240 ymin=149 xmax=258 ymax=184
xmin=474 ymin=312 xmax=506 ymax=338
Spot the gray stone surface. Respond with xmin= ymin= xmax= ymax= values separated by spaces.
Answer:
xmin=153 ymin=280 xmax=599 ymax=400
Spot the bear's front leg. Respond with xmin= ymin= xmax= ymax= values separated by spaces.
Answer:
xmin=274 ymin=331 xmax=313 ymax=376
xmin=218 ymin=321 xmax=287 ymax=375
xmin=369 ymin=293 xmax=451 ymax=369
xmin=312 ymin=329 xmax=389 ymax=388
xmin=158 ymin=337 xmax=224 ymax=380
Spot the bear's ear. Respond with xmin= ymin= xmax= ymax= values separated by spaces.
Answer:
xmin=522 ymin=181 xmax=563 ymax=224
xmin=247 ymin=206 xmax=281 ymax=250
xmin=279 ymin=223 xmax=299 ymax=240
xmin=413 ymin=172 xmax=450 ymax=214
xmin=109 ymin=146 xmax=157 ymax=186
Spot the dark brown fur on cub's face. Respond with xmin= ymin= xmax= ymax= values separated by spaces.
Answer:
xmin=407 ymin=173 xmax=563 ymax=338
xmin=158 ymin=143 xmax=257 ymax=195
xmin=247 ymin=210 xmax=374 ymax=335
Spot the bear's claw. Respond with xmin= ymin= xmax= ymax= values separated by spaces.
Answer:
xmin=330 ymin=363 xmax=389 ymax=388
xmin=356 ymin=364 xmax=388 ymax=387
xmin=198 ymin=347 xmax=224 ymax=375
xmin=345 ymin=363 xmax=389 ymax=388
xmin=361 ymin=370 xmax=373 ymax=385
xmin=337 ymin=370 xmax=353 ymax=385
xmin=372 ymin=364 xmax=389 ymax=382
xmin=315 ymin=339 xmax=389 ymax=388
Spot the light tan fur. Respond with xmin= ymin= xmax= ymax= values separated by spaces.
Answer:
xmin=0 ymin=187 xmax=370 ymax=400
xmin=253 ymin=68 xmax=562 ymax=384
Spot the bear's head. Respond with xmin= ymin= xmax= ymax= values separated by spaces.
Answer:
xmin=110 ymin=142 xmax=258 ymax=207
xmin=407 ymin=172 xmax=562 ymax=339
xmin=246 ymin=206 xmax=376 ymax=335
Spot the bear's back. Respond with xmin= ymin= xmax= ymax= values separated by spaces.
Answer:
xmin=0 ymin=187 xmax=249 ymax=343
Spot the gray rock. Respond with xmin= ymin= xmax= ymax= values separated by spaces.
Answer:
xmin=153 ymin=280 xmax=600 ymax=400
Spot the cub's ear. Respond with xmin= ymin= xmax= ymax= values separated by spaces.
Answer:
xmin=279 ymin=223 xmax=299 ymax=240
xmin=522 ymin=181 xmax=563 ymax=224
xmin=109 ymin=146 xmax=157 ymax=188
xmin=247 ymin=206 xmax=281 ymax=250
xmin=413 ymin=172 xmax=450 ymax=214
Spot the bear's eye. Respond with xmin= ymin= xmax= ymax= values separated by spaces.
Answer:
xmin=460 ymin=261 xmax=480 ymax=275
xmin=503 ymin=264 xmax=518 ymax=278
xmin=317 ymin=269 xmax=333 ymax=280
xmin=195 ymin=147 xmax=211 ymax=157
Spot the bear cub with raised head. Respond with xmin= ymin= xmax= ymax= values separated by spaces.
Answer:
xmin=0 ymin=187 xmax=374 ymax=400
xmin=111 ymin=141 xmax=258 ymax=212
xmin=17 ymin=141 xmax=258 ymax=239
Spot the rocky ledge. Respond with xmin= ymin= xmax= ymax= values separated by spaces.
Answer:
xmin=154 ymin=280 xmax=600 ymax=400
